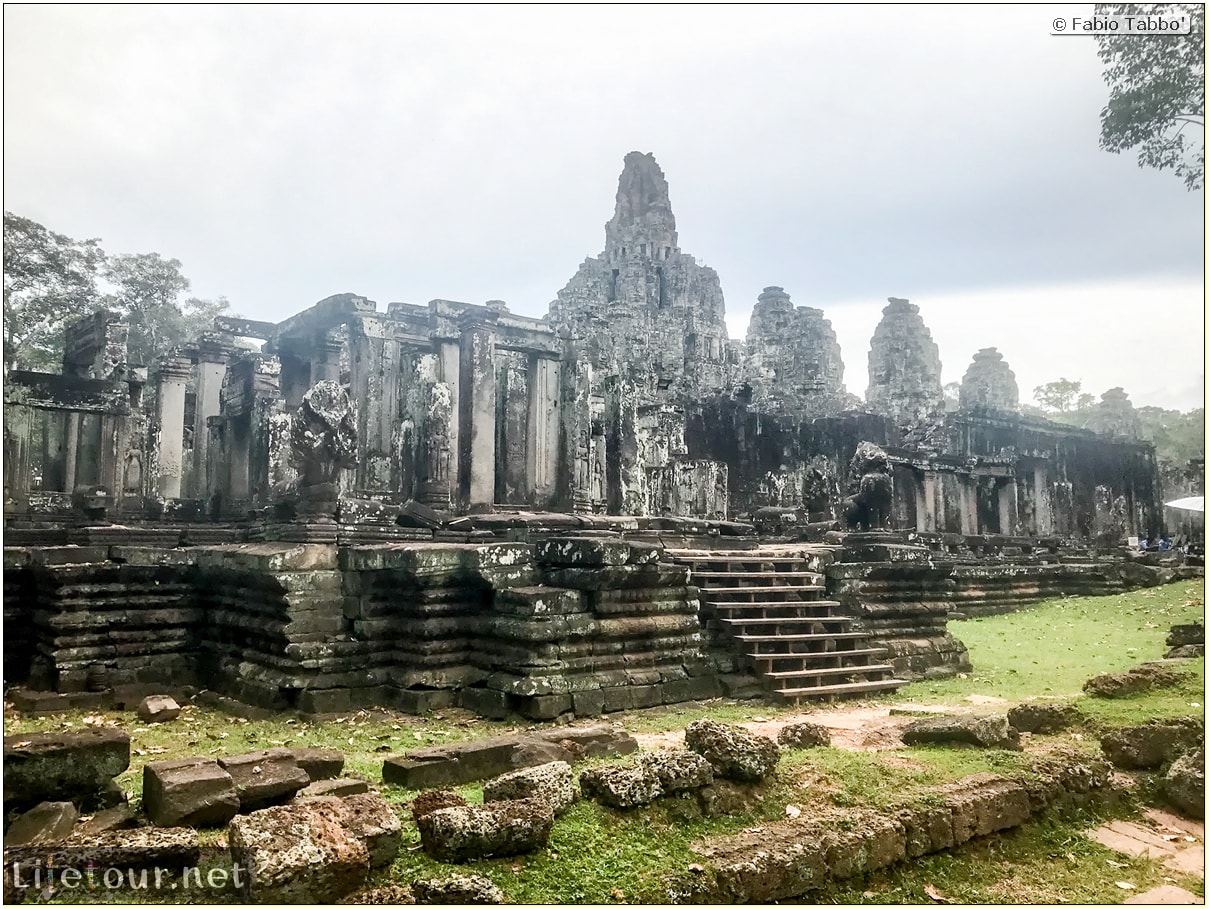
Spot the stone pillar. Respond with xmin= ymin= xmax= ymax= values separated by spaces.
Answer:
xmin=998 ymin=479 xmax=1019 ymax=536
xmin=526 ymin=354 xmax=560 ymax=506
xmin=3 ymin=404 xmax=32 ymax=507
xmin=154 ymin=355 xmax=192 ymax=498
xmin=63 ymin=412 xmax=80 ymax=493
xmin=437 ymin=340 xmax=461 ymax=500
xmin=190 ymin=336 xmax=231 ymax=499
xmin=421 ymin=382 xmax=455 ymax=509
xmin=457 ymin=316 xmax=497 ymax=512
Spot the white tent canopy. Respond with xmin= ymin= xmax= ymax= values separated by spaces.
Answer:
xmin=1164 ymin=496 xmax=1205 ymax=513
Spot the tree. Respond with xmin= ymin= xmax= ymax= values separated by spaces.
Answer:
xmin=1096 ymin=3 xmax=1205 ymax=190
xmin=101 ymin=252 xmax=229 ymax=366
xmin=3 ymin=212 xmax=106 ymax=371
xmin=1032 ymin=378 xmax=1084 ymax=412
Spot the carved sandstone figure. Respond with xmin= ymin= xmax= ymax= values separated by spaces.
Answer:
xmin=842 ymin=441 xmax=893 ymax=531
xmin=287 ymin=380 xmax=359 ymax=515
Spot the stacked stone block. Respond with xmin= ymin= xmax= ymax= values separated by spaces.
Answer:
xmin=469 ymin=537 xmax=717 ymax=719
xmin=341 ymin=543 xmax=536 ymax=712
xmin=192 ymin=543 xmax=360 ymax=712
xmin=21 ymin=548 xmax=198 ymax=693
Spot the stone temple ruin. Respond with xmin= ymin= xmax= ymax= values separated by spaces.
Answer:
xmin=3 ymin=151 xmax=1197 ymax=720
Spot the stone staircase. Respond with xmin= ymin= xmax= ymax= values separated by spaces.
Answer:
xmin=668 ymin=547 xmax=909 ymax=702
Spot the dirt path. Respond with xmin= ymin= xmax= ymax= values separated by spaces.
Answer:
xmin=631 ymin=695 xmax=1011 ymax=752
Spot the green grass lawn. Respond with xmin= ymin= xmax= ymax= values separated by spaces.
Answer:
xmin=5 ymin=579 xmax=1205 ymax=904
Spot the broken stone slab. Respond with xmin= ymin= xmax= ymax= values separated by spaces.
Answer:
xmin=685 ymin=720 xmax=780 ymax=782
xmin=1083 ymin=662 xmax=1189 ymax=698
xmin=228 ymin=802 xmax=370 ymax=903
xmin=3 ymin=728 xmax=130 ymax=809
xmin=74 ymin=804 xmax=138 ymax=835
xmin=218 ymin=750 xmax=310 ymax=811
xmin=267 ymin=746 xmax=345 ymax=781
xmin=4 ymin=801 xmax=79 ymax=845
xmin=1166 ymin=644 xmax=1205 ymax=659
xmin=397 ymin=499 xmax=448 ymax=530
xmin=416 ymin=798 xmax=554 ymax=863
xmin=4 ymin=827 xmax=200 ymax=879
xmin=1099 ymin=717 xmax=1204 ymax=770
xmin=1123 ymin=884 xmax=1204 ymax=904
xmin=143 ymin=757 xmax=240 ymax=827
xmin=579 ymin=750 xmax=714 ymax=809
xmin=1164 ymin=747 xmax=1205 ymax=819
xmin=412 ymin=874 xmax=504 ymax=904
xmin=411 ymin=789 xmax=468 ymax=821
xmin=136 ymin=694 xmax=181 ymax=723
xmin=321 ymin=792 xmax=402 ymax=869
xmin=777 ymin=722 xmax=831 ymax=749
xmin=1007 ymin=703 xmax=1082 ymax=734
xmin=382 ymin=723 xmax=637 ymax=788
xmin=294 ymin=778 xmax=370 ymax=800
xmin=482 ymin=761 xmax=576 ymax=816
xmin=535 ymin=537 xmax=632 ymax=568
xmin=901 ymin=715 xmax=1022 ymax=750
xmin=1166 ymin=623 xmax=1205 ymax=648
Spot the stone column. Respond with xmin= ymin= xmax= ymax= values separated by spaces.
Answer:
xmin=526 ymin=354 xmax=560 ymax=506
xmin=154 ymin=355 xmax=192 ymax=498
xmin=3 ymin=404 xmax=32 ymax=507
xmin=190 ymin=336 xmax=231 ymax=499
xmin=63 ymin=412 xmax=80 ymax=493
xmin=998 ymin=479 xmax=1019 ymax=536
xmin=431 ymin=341 xmax=462 ymax=501
xmin=457 ymin=315 xmax=498 ymax=512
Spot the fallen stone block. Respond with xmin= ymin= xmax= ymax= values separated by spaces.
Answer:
xmin=901 ymin=714 xmax=1021 ymax=750
xmin=383 ymin=724 xmax=636 ymax=788
xmin=5 ymin=827 xmax=199 ymax=881
xmin=1165 ymin=747 xmax=1205 ymax=819
xmin=1166 ymin=644 xmax=1205 ymax=659
xmin=411 ymin=789 xmax=468 ymax=821
xmin=483 ymin=761 xmax=576 ymax=816
xmin=143 ymin=757 xmax=240 ymax=827
xmin=228 ymin=802 xmax=370 ymax=903
xmin=218 ymin=750 xmax=310 ymax=811
xmin=4 ymin=801 xmax=78 ymax=845
xmin=295 ymin=778 xmax=370 ymax=800
xmin=412 ymin=874 xmax=503 ymax=904
xmin=4 ymin=728 xmax=130 ymax=809
xmin=685 ymin=720 xmax=780 ymax=781
xmin=327 ymin=792 xmax=402 ymax=869
xmin=268 ymin=746 xmax=345 ymax=781
xmin=777 ymin=722 xmax=831 ymax=749
xmin=1084 ymin=662 xmax=1188 ymax=699
xmin=75 ymin=804 xmax=138 ymax=835
xmin=1007 ymin=703 xmax=1082 ymax=734
xmin=1167 ymin=623 xmax=1205 ymax=648
xmin=1099 ymin=717 xmax=1204 ymax=770
xmin=416 ymin=798 xmax=554 ymax=863
xmin=579 ymin=750 xmax=714 ymax=809
xmin=137 ymin=694 xmax=181 ymax=723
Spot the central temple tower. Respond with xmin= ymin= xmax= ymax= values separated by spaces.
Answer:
xmin=547 ymin=152 xmax=730 ymax=400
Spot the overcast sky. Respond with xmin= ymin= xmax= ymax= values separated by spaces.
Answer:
xmin=4 ymin=4 xmax=1204 ymax=410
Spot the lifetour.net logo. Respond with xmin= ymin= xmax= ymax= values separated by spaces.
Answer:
xmin=6 ymin=854 xmax=249 ymax=898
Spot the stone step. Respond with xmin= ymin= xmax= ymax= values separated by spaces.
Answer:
xmin=708 ymin=603 xmax=837 ymax=619
xmin=690 ymin=570 xmax=825 ymax=583
xmin=702 ymin=584 xmax=828 ymax=595
xmin=773 ymin=678 xmax=910 ymax=699
xmin=750 ymin=646 xmax=890 ymax=662
xmin=669 ymin=554 xmax=816 ymax=564
xmin=763 ymin=663 xmax=897 ymax=681
xmin=720 ymin=617 xmax=854 ymax=631
xmin=735 ymin=631 xmax=870 ymax=643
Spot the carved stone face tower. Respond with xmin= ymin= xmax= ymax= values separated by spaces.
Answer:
xmin=547 ymin=152 xmax=729 ymax=400
xmin=866 ymin=297 xmax=944 ymax=424
xmin=959 ymin=347 xmax=1019 ymax=412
